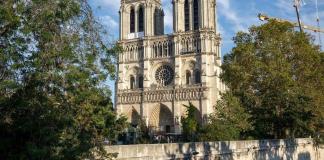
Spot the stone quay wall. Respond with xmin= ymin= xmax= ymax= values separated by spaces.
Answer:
xmin=105 ymin=138 xmax=324 ymax=160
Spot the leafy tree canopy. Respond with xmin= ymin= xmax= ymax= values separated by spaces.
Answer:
xmin=199 ymin=92 xmax=252 ymax=141
xmin=0 ymin=0 xmax=126 ymax=159
xmin=181 ymin=102 xmax=199 ymax=142
xmin=221 ymin=20 xmax=324 ymax=139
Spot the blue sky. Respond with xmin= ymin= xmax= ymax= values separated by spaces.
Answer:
xmin=89 ymin=0 xmax=324 ymax=100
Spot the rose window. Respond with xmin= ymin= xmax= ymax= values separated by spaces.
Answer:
xmin=155 ymin=65 xmax=174 ymax=86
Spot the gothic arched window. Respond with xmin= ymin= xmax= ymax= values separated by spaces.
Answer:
xmin=138 ymin=75 xmax=143 ymax=89
xmin=195 ymin=70 xmax=201 ymax=84
xmin=154 ymin=8 xmax=159 ymax=35
xmin=159 ymin=45 xmax=163 ymax=57
xmin=184 ymin=0 xmax=190 ymax=31
xmin=130 ymin=75 xmax=135 ymax=89
xmin=168 ymin=42 xmax=173 ymax=56
xmin=138 ymin=6 xmax=144 ymax=32
xmin=186 ymin=71 xmax=191 ymax=85
xmin=154 ymin=45 xmax=158 ymax=57
xmin=193 ymin=0 xmax=199 ymax=30
xmin=130 ymin=8 xmax=135 ymax=33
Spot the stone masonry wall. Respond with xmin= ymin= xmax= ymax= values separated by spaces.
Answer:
xmin=316 ymin=145 xmax=324 ymax=160
xmin=105 ymin=138 xmax=323 ymax=160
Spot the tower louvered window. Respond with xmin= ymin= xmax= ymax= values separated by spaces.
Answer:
xmin=193 ymin=0 xmax=199 ymax=30
xmin=184 ymin=0 xmax=190 ymax=31
xmin=138 ymin=6 xmax=144 ymax=32
xmin=130 ymin=8 xmax=135 ymax=33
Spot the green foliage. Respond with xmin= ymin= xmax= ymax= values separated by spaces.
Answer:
xmin=0 ymin=0 xmax=125 ymax=159
xmin=199 ymin=92 xmax=252 ymax=141
xmin=181 ymin=102 xmax=199 ymax=142
xmin=221 ymin=20 xmax=324 ymax=139
xmin=135 ymin=120 xmax=151 ymax=144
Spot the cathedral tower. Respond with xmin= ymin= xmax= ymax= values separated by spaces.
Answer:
xmin=116 ymin=0 xmax=224 ymax=134
xmin=120 ymin=0 xmax=164 ymax=40
xmin=173 ymin=0 xmax=217 ymax=32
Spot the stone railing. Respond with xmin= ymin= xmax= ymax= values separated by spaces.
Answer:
xmin=117 ymin=92 xmax=142 ymax=104
xmin=117 ymin=85 xmax=207 ymax=104
xmin=105 ymin=138 xmax=322 ymax=160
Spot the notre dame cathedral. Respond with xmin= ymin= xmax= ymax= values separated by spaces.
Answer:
xmin=116 ymin=0 xmax=224 ymax=135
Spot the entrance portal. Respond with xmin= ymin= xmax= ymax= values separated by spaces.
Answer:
xmin=149 ymin=103 xmax=174 ymax=133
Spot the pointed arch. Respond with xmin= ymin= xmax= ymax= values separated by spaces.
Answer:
xmin=195 ymin=70 xmax=201 ymax=84
xmin=193 ymin=0 xmax=199 ymax=30
xmin=126 ymin=107 xmax=141 ymax=126
xmin=130 ymin=75 xmax=135 ymax=89
xmin=138 ymin=75 xmax=143 ymax=89
xmin=184 ymin=0 xmax=190 ymax=31
xmin=186 ymin=70 xmax=191 ymax=85
xmin=138 ymin=5 xmax=144 ymax=32
xmin=168 ymin=42 xmax=173 ymax=56
xmin=130 ymin=7 xmax=135 ymax=33
xmin=149 ymin=104 xmax=174 ymax=132
xmin=159 ymin=43 xmax=163 ymax=57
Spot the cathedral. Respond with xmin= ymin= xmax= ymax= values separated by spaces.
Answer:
xmin=115 ymin=0 xmax=224 ymax=134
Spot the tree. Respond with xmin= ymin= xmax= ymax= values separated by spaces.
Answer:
xmin=181 ymin=102 xmax=199 ymax=142
xmin=199 ymin=92 xmax=252 ymax=141
xmin=221 ymin=20 xmax=324 ymax=139
xmin=0 ymin=0 xmax=126 ymax=159
xmin=135 ymin=119 xmax=151 ymax=144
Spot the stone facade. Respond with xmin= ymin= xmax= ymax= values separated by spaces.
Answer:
xmin=106 ymin=138 xmax=323 ymax=160
xmin=116 ymin=0 xmax=225 ymax=134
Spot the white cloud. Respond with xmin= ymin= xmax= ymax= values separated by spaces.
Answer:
xmin=92 ymin=0 xmax=120 ymax=11
xmin=100 ymin=15 xmax=118 ymax=28
xmin=274 ymin=0 xmax=295 ymax=15
xmin=217 ymin=0 xmax=249 ymax=32
xmin=99 ymin=15 xmax=119 ymax=38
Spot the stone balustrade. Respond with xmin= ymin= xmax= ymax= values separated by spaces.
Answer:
xmin=117 ymin=85 xmax=207 ymax=104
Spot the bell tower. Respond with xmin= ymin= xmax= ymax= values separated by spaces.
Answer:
xmin=173 ymin=0 xmax=216 ymax=32
xmin=120 ymin=0 xmax=164 ymax=40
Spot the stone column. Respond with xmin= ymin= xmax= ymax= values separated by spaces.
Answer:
xmin=173 ymin=0 xmax=185 ymax=32
xmin=119 ymin=6 xmax=128 ymax=40
xmin=135 ymin=7 xmax=138 ymax=33
xmin=144 ymin=3 xmax=152 ymax=36
xmin=211 ymin=0 xmax=216 ymax=30
xmin=189 ymin=0 xmax=193 ymax=30
xmin=119 ymin=10 xmax=123 ymax=40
